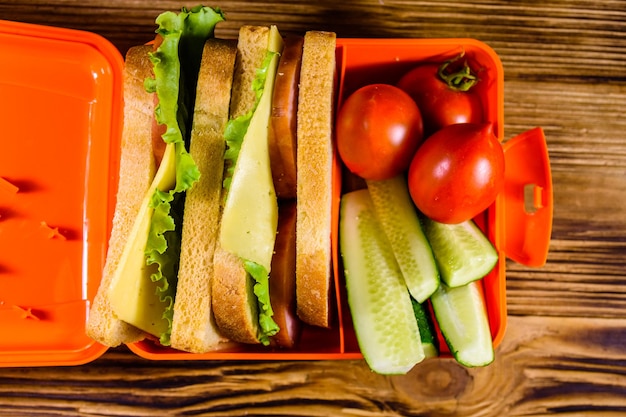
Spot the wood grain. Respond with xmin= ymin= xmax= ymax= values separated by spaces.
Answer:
xmin=1 ymin=317 xmax=626 ymax=415
xmin=1 ymin=0 xmax=625 ymax=415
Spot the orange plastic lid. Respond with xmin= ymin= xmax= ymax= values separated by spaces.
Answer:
xmin=502 ymin=127 xmax=553 ymax=267
xmin=0 ymin=20 xmax=123 ymax=366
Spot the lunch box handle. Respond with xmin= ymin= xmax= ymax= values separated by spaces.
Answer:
xmin=501 ymin=127 xmax=553 ymax=267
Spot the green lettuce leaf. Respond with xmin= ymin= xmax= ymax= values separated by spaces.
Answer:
xmin=244 ymin=261 xmax=280 ymax=345
xmin=143 ymin=6 xmax=224 ymax=346
xmin=145 ymin=188 xmax=182 ymax=346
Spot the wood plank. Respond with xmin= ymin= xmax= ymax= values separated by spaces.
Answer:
xmin=501 ymin=77 xmax=626 ymax=318
xmin=2 ymin=1 xmax=626 ymax=72
xmin=504 ymin=79 xmax=626 ymax=240
xmin=0 ymin=1 xmax=625 ymax=415
xmin=0 ymin=316 xmax=625 ymax=415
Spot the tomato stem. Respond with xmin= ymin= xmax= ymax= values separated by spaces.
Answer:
xmin=438 ymin=52 xmax=479 ymax=92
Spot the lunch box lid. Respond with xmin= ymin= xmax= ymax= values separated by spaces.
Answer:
xmin=0 ymin=19 xmax=123 ymax=366
xmin=0 ymin=20 xmax=553 ymax=367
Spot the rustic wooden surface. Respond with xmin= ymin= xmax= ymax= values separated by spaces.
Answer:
xmin=1 ymin=0 xmax=626 ymax=415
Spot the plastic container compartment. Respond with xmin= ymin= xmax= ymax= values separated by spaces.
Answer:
xmin=332 ymin=38 xmax=551 ymax=358
xmin=0 ymin=20 xmax=124 ymax=366
xmin=0 ymin=21 xmax=553 ymax=366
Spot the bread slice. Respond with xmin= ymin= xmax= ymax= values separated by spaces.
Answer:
xmin=169 ymin=39 xmax=237 ymax=353
xmin=228 ymin=26 xmax=271 ymax=119
xmin=295 ymin=31 xmax=337 ymax=328
xmin=212 ymin=246 xmax=260 ymax=343
xmin=211 ymin=25 xmax=271 ymax=344
xmin=86 ymin=45 xmax=156 ymax=346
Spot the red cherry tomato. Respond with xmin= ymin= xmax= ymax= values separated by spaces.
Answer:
xmin=397 ymin=57 xmax=483 ymax=137
xmin=336 ymin=84 xmax=424 ymax=181
xmin=408 ymin=123 xmax=505 ymax=224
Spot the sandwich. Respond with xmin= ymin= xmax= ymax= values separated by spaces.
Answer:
xmin=86 ymin=6 xmax=337 ymax=352
xmin=87 ymin=5 xmax=229 ymax=350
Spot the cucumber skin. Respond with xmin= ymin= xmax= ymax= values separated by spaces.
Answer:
xmin=422 ymin=217 xmax=498 ymax=288
xmin=430 ymin=281 xmax=494 ymax=367
xmin=340 ymin=189 xmax=425 ymax=375
xmin=411 ymin=298 xmax=439 ymax=359
xmin=366 ymin=177 xmax=440 ymax=303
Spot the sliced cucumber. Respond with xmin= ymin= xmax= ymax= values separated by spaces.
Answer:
xmin=366 ymin=177 xmax=439 ymax=302
xmin=411 ymin=298 xmax=439 ymax=359
xmin=422 ymin=217 xmax=498 ymax=287
xmin=430 ymin=281 xmax=494 ymax=367
xmin=340 ymin=189 xmax=425 ymax=374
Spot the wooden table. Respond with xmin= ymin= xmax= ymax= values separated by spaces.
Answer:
xmin=1 ymin=1 xmax=625 ymax=415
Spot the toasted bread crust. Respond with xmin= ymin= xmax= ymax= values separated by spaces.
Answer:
xmin=86 ymin=45 xmax=155 ymax=346
xmin=170 ymin=39 xmax=237 ymax=353
xmin=295 ymin=31 xmax=337 ymax=328
xmin=212 ymin=246 xmax=260 ymax=344
xmin=229 ymin=25 xmax=270 ymax=119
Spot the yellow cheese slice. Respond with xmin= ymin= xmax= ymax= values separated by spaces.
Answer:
xmin=108 ymin=143 xmax=177 ymax=336
xmin=219 ymin=26 xmax=283 ymax=271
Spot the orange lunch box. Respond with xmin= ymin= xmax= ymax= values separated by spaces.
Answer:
xmin=0 ymin=20 xmax=552 ymax=367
